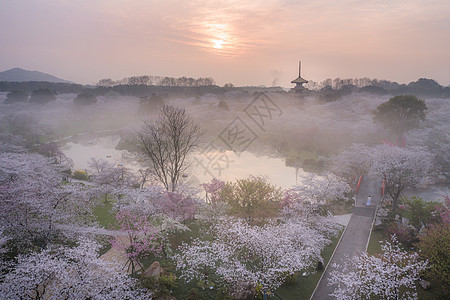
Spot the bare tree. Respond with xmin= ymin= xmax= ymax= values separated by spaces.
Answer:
xmin=136 ymin=105 xmax=202 ymax=191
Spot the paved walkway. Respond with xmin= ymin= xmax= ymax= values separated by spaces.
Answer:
xmin=311 ymin=176 xmax=380 ymax=300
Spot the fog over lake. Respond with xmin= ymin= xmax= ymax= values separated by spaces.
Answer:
xmin=63 ymin=135 xmax=306 ymax=190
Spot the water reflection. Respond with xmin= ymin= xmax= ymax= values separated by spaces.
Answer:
xmin=63 ymin=136 xmax=306 ymax=189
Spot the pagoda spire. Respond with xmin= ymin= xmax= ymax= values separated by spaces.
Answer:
xmin=291 ymin=61 xmax=308 ymax=92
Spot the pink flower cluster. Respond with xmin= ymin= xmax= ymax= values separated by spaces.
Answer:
xmin=201 ymin=178 xmax=226 ymax=204
xmin=111 ymin=209 xmax=161 ymax=266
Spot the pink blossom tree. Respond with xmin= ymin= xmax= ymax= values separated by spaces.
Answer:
xmin=436 ymin=195 xmax=450 ymax=225
xmin=198 ymin=179 xmax=229 ymax=227
xmin=280 ymin=188 xmax=309 ymax=221
xmin=110 ymin=209 xmax=161 ymax=276
xmin=153 ymin=191 xmax=199 ymax=223
xmin=328 ymin=237 xmax=428 ymax=300
xmin=200 ymin=178 xmax=226 ymax=204
xmin=0 ymin=133 xmax=27 ymax=153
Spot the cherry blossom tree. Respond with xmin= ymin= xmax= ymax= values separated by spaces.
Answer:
xmin=0 ymin=228 xmax=9 ymax=270
xmin=0 ymin=133 xmax=27 ymax=153
xmin=280 ymin=189 xmax=342 ymax=237
xmin=280 ymin=188 xmax=308 ymax=221
xmin=197 ymin=201 xmax=230 ymax=229
xmin=368 ymin=144 xmax=434 ymax=211
xmin=197 ymin=179 xmax=230 ymax=228
xmin=0 ymin=237 xmax=149 ymax=299
xmin=36 ymin=141 xmax=73 ymax=169
xmin=437 ymin=195 xmax=450 ymax=225
xmin=0 ymin=152 xmax=94 ymax=250
xmin=328 ymin=237 xmax=428 ymax=300
xmin=88 ymin=158 xmax=137 ymax=204
xmin=110 ymin=209 xmax=162 ymax=276
xmin=200 ymin=178 xmax=226 ymax=204
xmin=294 ymin=172 xmax=350 ymax=207
xmin=112 ymin=184 xmax=165 ymax=217
xmin=332 ymin=143 xmax=372 ymax=185
xmin=333 ymin=143 xmax=434 ymax=211
xmin=175 ymin=219 xmax=340 ymax=294
xmin=153 ymin=191 xmax=199 ymax=223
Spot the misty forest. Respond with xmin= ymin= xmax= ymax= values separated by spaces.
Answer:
xmin=0 ymin=73 xmax=448 ymax=300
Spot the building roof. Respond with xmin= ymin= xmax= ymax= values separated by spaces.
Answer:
xmin=291 ymin=76 xmax=308 ymax=84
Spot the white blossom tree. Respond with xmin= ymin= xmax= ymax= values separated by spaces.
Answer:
xmin=332 ymin=143 xmax=372 ymax=185
xmin=328 ymin=237 xmax=428 ymax=300
xmin=0 ymin=152 xmax=94 ymax=249
xmin=174 ymin=219 xmax=340 ymax=294
xmin=368 ymin=144 xmax=434 ymax=211
xmin=0 ymin=238 xmax=149 ymax=299
xmin=407 ymin=98 xmax=450 ymax=175
xmin=333 ymin=143 xmax=434 ymax=211
xmin=36 ymin=142 xmax=73 ymax=169
xmin=295 ymin=172 xmax=350 ymax=207
xmin=87 ymin=157 xmax=138 ymax=207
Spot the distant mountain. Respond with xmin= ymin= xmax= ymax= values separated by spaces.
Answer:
xmin=0 ymin=68 xmax=73 ymax=83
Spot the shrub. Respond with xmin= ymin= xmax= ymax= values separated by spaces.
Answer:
xmin=399 ymin=196 xmax=440 ymax=229
xmin=215 ymin=287 xmax=233 ymax=300
xmin=417 ymin=224 xmax=450 ymax=294
xmin=72 ymin=170 xmax=89 ymax=180
xmin=220 ymin=176 xmax=283 ymax=224
xmin=218 ymin=100 xmax=229 ymax=110
xmin=386 ymin=222 xmax=417 ymax=248
xmin=140 ymin=273 xmax=178 ymax=298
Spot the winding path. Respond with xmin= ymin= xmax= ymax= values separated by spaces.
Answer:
xmin=311 ymin=176 xmax=380 ymax=300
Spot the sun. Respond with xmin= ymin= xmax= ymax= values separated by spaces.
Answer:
xmin=212 ymin=39 xmax=224 ymax=49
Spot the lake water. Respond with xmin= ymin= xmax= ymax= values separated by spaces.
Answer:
xmin=63 ymin=135 xmax=306 ymax=189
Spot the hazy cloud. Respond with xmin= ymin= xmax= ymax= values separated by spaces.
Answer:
xmin=0 ymin=0 xmax=449 ymax=86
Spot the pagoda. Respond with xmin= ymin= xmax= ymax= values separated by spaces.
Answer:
xmin=291 ymin=61 xmax=308 ymax=92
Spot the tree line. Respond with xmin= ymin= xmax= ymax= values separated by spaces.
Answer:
xmin=97 ymin=75 xmax=216 ymax=88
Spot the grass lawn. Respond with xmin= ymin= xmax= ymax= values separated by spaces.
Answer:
xmin=367 ymin=228 xmax=385 ymax=255
xmin=275 ymin=230 xmax=343 ymax=300
xmin=93 ymin=201 xmax=116 ymax=228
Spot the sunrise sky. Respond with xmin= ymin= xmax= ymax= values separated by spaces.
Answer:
xmin=1 ymin=0 xmax=449 ymax=87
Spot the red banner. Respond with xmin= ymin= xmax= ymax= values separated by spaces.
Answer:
xmin=356 ymin=175 xmax=363 ymax=194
